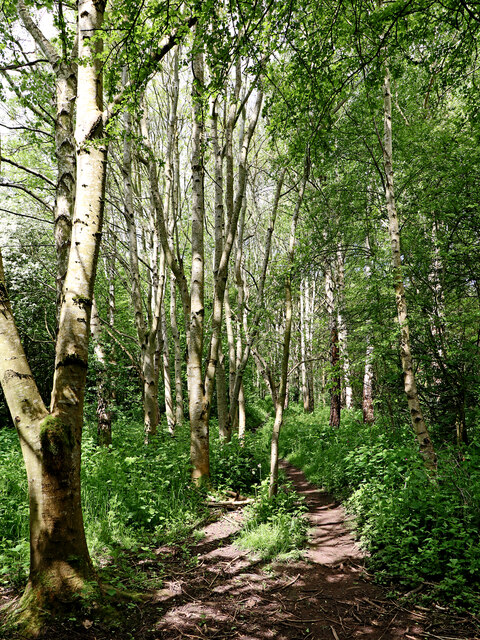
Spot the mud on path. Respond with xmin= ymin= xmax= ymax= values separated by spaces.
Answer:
xmin=2 ymin=461 xmax=479 ymax=639
xmin=136 ymin=461 xmax=478 ymax=640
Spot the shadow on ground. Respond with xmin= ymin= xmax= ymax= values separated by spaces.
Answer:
xmin=2 ymin=461 xmax=479 ymax=639
xmin=132 ymin=462 xmax=477 ymax=640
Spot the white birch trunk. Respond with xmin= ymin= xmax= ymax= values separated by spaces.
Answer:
xmin=382 ymin=63 xmax=436 ymax=468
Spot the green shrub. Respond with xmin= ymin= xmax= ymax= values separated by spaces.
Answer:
xmin=209 ymin=424 xmax=270 ymax=493
xmin=0 ymin=417 xmax=207 ymax=587
xmin=81 ymin=417 xmax=206 ymax=553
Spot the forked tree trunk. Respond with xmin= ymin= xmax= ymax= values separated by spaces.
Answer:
xmin=382 ymin=64 xmax=436 ymax=468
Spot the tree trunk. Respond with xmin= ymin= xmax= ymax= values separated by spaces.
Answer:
xmin=170 ymin=271 xmax=184 ymax=426
xmin=217 ymin=349 xmax=230 ymax=439
xmin=17 ymin=0 xmax=77 ymax=321
xmin=53 ymin=63 xmax=77 ymax=319
xmin=300 ymin=278 xmax=315 ymax=413
xmin=362 ymin=338 xmax=375 ymax=424
xmin=189 ymin=46 xmax=209 ymax=484
xmin=382 ymin=64 xmax=436 ymax=468
xmin=212 ymin=95 xmax=229 ymax=441
xmin=91 ymin=299 xmax=112 ymax=446
xmin=325 ymin=267 xmax=341 ymax=428
xmin=269 ymin=166 xmax=307 ymax=497
xmin=225 ymin=292 xmax=237 ymax=430
xmin=228 ymin=167 xmax=286 ymax=426
xmin=160 ymin=254 xmax=175 ymax=435
xmin=336 ymin=251 xmax=353 ymax=409
xmin=0 ymin=1 xmax=107 ymax=627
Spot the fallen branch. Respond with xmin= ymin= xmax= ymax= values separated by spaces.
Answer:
xmin=206 ymin=499 xmax=253 ymax=509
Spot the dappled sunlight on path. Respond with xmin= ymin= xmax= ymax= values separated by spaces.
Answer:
xmin=146 ymin=461 xmax=431 ymax=640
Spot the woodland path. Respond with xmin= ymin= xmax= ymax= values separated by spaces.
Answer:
xmin=129 ymin=461 xmax=477 ymax=640
xmin=4 ymin=462 xmax=478 ymax=639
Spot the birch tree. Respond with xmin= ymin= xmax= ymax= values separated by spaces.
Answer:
xmin=381 ymin=62 xmax=436 ymax=468
xmin=0 ymin=0 xmax=106 ymax=626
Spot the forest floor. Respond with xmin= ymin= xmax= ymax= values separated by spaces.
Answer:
xmin=3 ymin=461 xmax=480 ymax=639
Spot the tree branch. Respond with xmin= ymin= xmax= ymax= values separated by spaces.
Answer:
xmin=0 ymin=181 xmax=53 ymax=211
xmin=17 ymin=0 xmax=60 ymax=66
xmin=0 ymin=156 xmax=56 ymax=187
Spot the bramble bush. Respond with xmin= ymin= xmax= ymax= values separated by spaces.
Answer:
xmin=278 ymin=405 xmax=480 ymax=612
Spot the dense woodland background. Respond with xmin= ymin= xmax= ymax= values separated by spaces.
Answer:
xmin=1 ymin=0 xmax=480 ymax=635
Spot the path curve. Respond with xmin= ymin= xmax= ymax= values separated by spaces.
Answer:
xmin=148 ymin=461 xmax=427 ymax=640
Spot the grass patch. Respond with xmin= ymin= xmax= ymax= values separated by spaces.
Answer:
xmin=236 ymin=478 xmax=307 ymax=560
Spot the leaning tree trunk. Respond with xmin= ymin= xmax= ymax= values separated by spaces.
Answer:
xmin=0 ymin=1 xmax=107 ymax=628
xmin=382 ymin=63 xmax=436 ymax=468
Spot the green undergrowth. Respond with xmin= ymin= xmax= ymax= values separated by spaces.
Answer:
xmin=0 ymin=428 xmax=29 ymax=587
xmin=0 ymin=417 xmax=208 ymax=589
xmin=0 ymin=401 xmax=291 ymax=592
xmin=236 ymin=477 xmax=308 ymax=560
xmin=0 ymin=394 xmax=308 ymax=604
xmin=81 ymin=416 xmax=206 ymax=557
xmin=278 ymin=405 xmax=480 ymax=613
xmin=209 ymin=418 xmax=271 ymax=493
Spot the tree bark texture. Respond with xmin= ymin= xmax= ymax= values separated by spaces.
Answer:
xmin=189 ymin=47 xmax=209 ymax=484
xmin=362 ymin=338 xmax=375 ymax=424
xmin=382 ymin=64 xmax=436 ymax=468
xmin=91 ymin=299 xmax=112 ymax=446
xmin=336 ymin=251 xmax=353 ymax=409
xmin=17 ymin=0 xmax=77 ymax=319
xmin=0 ymin=0 xmax=107 ymax=625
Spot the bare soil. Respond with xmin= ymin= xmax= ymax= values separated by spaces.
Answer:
xmin=2 ymin=461 xmax=479 ymax=639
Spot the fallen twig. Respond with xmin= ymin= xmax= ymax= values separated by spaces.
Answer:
xmin=269 ymin=573 xmax=300 ymax=592
xmin=206 ymin=499 xmax=254 ymax=508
